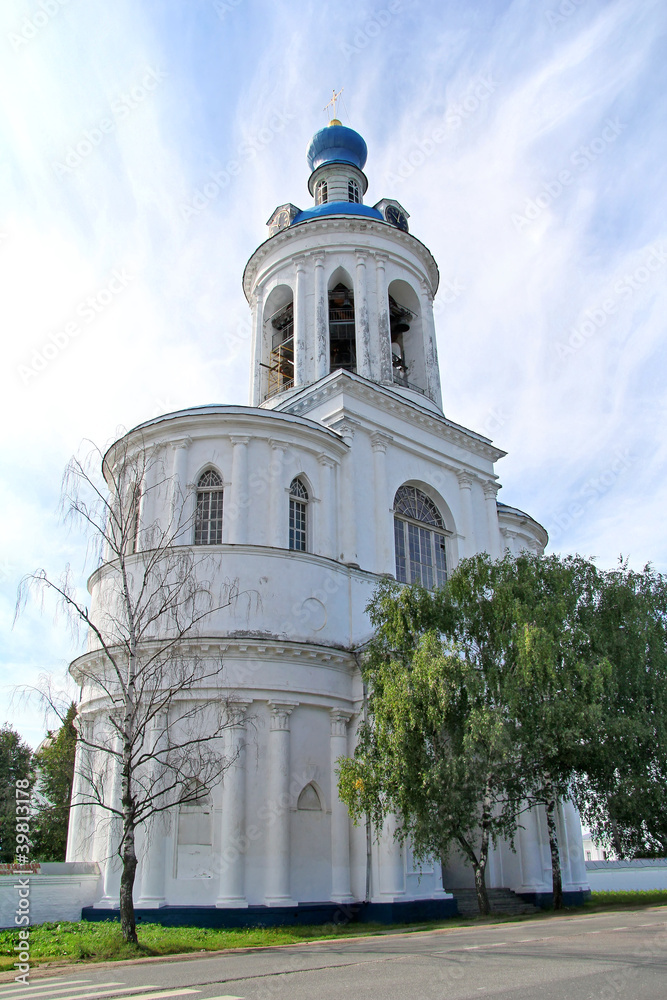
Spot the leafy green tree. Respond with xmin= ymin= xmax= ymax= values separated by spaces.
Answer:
xmin=573 ymin=562 xmax=667 ymax=858
xmin=338 ymin=580 xmax=524 ymax=916
xmin=0 ymin=725 xmax=33 ymax=863
xmin=31 ymin=703 xmax=78 ymax=861
xmin=340 ymin=552 xmax=610 ymax=913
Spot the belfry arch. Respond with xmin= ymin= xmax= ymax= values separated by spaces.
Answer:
xmin=387 ymin=279 xmax=426 ymax=394
xmin=263 ymin=284 xmax=294 ymax=400
xmin=327 ymin=266 xmax=356 ymax=374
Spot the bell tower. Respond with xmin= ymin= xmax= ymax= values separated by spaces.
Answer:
xmin=243 ymin=120 xmax=444 ymax=411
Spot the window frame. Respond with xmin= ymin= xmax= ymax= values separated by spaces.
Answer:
xmin=289 ymin=477 xmax=308 ymax=552
xmin=393 ymin=485 xmax=448 ymax=589
xmin=315 ymin=179 xmax=328 ymax=205
xmin=194 ymin=469 xmax=224 ymax=546
xmin=348 ymin=178 xmax=360 ymax=203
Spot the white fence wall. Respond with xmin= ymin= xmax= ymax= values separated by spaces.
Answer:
xmin=586 ymin=859 xmax=667 ymax=892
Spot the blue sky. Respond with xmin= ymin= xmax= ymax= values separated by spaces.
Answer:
xmin=1 ymin=0 xmax=665 ymax=746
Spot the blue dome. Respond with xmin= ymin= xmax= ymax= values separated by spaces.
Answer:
xmin=293 ymin=202 xmax=383 ymax=225
xmin=306 ymin=125 xmax=368 ymax=172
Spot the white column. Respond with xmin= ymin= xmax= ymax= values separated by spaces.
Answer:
xmin=97 ymin=736 xmax=123 ymax=908
xmin=375 ymin=254 xmax=392 ymax=383
xmin=371 ymin=431 xmax=393 ymax=574
xmin=249 ymin=287 xmax=264 ymax=406
xmin=330 ymin=710 xmax=354 ymax=903
xmin=518 ymin=806 xmax=546 ymax=890
xmin=318 ymin=454 xmax=336 ymax=559
xmin=216 ymin=703 xmax=250 ymax=907
xmin=314 ymin=254 xmax=328 ymax=379
xmin=483 ymin=481 xmax=501 ymax=560
xmin=376 ymin=814 xmax=405 ymax=900
xmin=136 ymin=712 xmax=168 ymax=907
xmin=227 ymin=435 xmax=250 ymax=544
xmin=268 ymin=439 xmax=289 ymax=548
xmin=562 ymin=799 xmax=588 ymax=888
xmin=419 ymin=281 xmax=443 ymax=409
xmin=294 ymin=256 xmax=307 ymax=387
xmin=355 ymin=252 xmax=371 ymax=379
xmin=456 ymin=471 xmax=474 ymax=558
xmin=169 ymin=437 xmax=191 ymax=541
xmin=265 ymin=702 xmax=298 ymax=906
xmin=337 ymin=420 xmax=357 ymax=565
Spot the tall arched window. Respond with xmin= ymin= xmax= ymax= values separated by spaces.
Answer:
xmin=315 ymin=179 xmax=328 ymax=205
xmin=329 ymin=283 xmax=356 ymax=372
xmin=348 ymin=178 xmax=360 ymax=203
xmin=195 ymin=470 xmax=223 ymax=545
xmin=393 ymin=485 xmax=447 ymax=589
xmin=289 ymin=477 xmax=308 ymax=551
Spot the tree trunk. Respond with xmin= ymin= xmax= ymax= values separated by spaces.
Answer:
xmin=545 ymin=794 xmax=563 ymax=910
xmin=456 ymin=836 xmax=490 ymax=915
xmin=119 ymin=823 xmax=138 ymax=945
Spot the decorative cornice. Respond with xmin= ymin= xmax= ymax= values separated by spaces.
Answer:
xmin=243 ymin=217 xmax=440 ymax=302
xmin=281 ymin=371 xmax=506 ymax=464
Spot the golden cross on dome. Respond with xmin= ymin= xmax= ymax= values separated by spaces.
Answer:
xmin=324 ymin=87 xmax=343 ymax=125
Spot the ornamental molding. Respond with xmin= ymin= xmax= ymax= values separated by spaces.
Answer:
xmin=282 ymin=372 xmax=506 ymax=464
xmin=243 ymin=217 xmax=440 ymax=301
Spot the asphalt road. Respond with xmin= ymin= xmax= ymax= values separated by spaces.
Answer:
xmin=2 ymin=907 xmax=666 ymax=1000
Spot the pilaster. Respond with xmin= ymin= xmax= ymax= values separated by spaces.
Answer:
xmin=264 ymin=701 xmax=299 ymax=906
xmin=216 ymin=702 xmax=251 ymax=907
xmin=330 ymin=710 xmax=354 ymax=903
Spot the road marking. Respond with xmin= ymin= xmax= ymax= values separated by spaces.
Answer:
xmin=611 ymin=926 xmax=628 ymax=931
xmin=0 ymin=984 xmax=120 ymax=999
xmin=0 ymin=976 xmax=87 ymax=988
xmin=9 ymin=989 xmax=200 ymax=1000
xmin=204 ymin=996 xmax=245 ymax=999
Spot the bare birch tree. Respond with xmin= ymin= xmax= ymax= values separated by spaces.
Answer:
xmin=16 ymin=436 xmax=249 ymax=944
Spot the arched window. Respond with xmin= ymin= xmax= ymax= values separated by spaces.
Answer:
xmin=329 ymin=283 xmax=356 ymax=372
xmin=348 ymin=178 xmax=360 ymax=203
xmin=195 ymin=470 xmax=223 ymax=545
xmin=393 ymin=485 xmax=447 ymax=589
xmin=289 ymin=477 xmax=308 ymax=551
xmin=315 ymin=179 xmax=328 ymax=205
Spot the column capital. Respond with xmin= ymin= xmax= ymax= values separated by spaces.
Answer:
xmin=327 ymin=416 xmax=360 ymax=444
xmin=268 ymin=437 xmax=290 ymax=453
xmin=370 ymin=430 xmax=393 ymax=453
xmin=330 ymin=709 xmax=353 ymax=737
xmin=456 ymin=470 xmax=474 ymax=489
xmin=317 ymin=452 xmax=337 ymax=469
xmin=294 ymin=255 xmax=307 ymax=272
xmin=170 ymin=436 xmax=192 ymax=453
xmin=355 ymin=250 xmax=368 ymax=265
xmin=313 ymin=252 xmax=326 ymax=266
xmin=226 ymin=700 xmax=252 ymax=728
xmin=230 ymin=435 xmax=251 ymax=447
xmin=483 ymin=480 xmax=500 ymax=500
xmin=374 ymin=252 xmax=388 ymax=266
xmin=269 ymin=701 xmax=298 ymax=731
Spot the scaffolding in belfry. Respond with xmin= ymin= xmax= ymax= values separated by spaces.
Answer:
xmin=266 ymin=301 xmax=294 ymax=398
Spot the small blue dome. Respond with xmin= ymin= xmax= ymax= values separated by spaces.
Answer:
xmin=293 ymin=202 xmax=383 ymax=225
xmin=307 ymin=124 xmax=368 ymax=172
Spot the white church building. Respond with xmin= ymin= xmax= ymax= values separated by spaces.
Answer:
xmin=68 ymin=117 xmax=590 ymax=924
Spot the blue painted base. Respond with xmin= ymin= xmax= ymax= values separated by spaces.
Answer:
xmin=516 ymin=888 xmax=591 ymax=909
xmin=81 ymin=897 xmax=458 ymax=929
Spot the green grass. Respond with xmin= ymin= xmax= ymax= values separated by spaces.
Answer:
xmin=587 ymin=889 xmax=667 ymax=909
xmin=2 ymin=891 xmax=666 ymax=972
xmin=0 ymin=918 xmax=407 ymax=972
